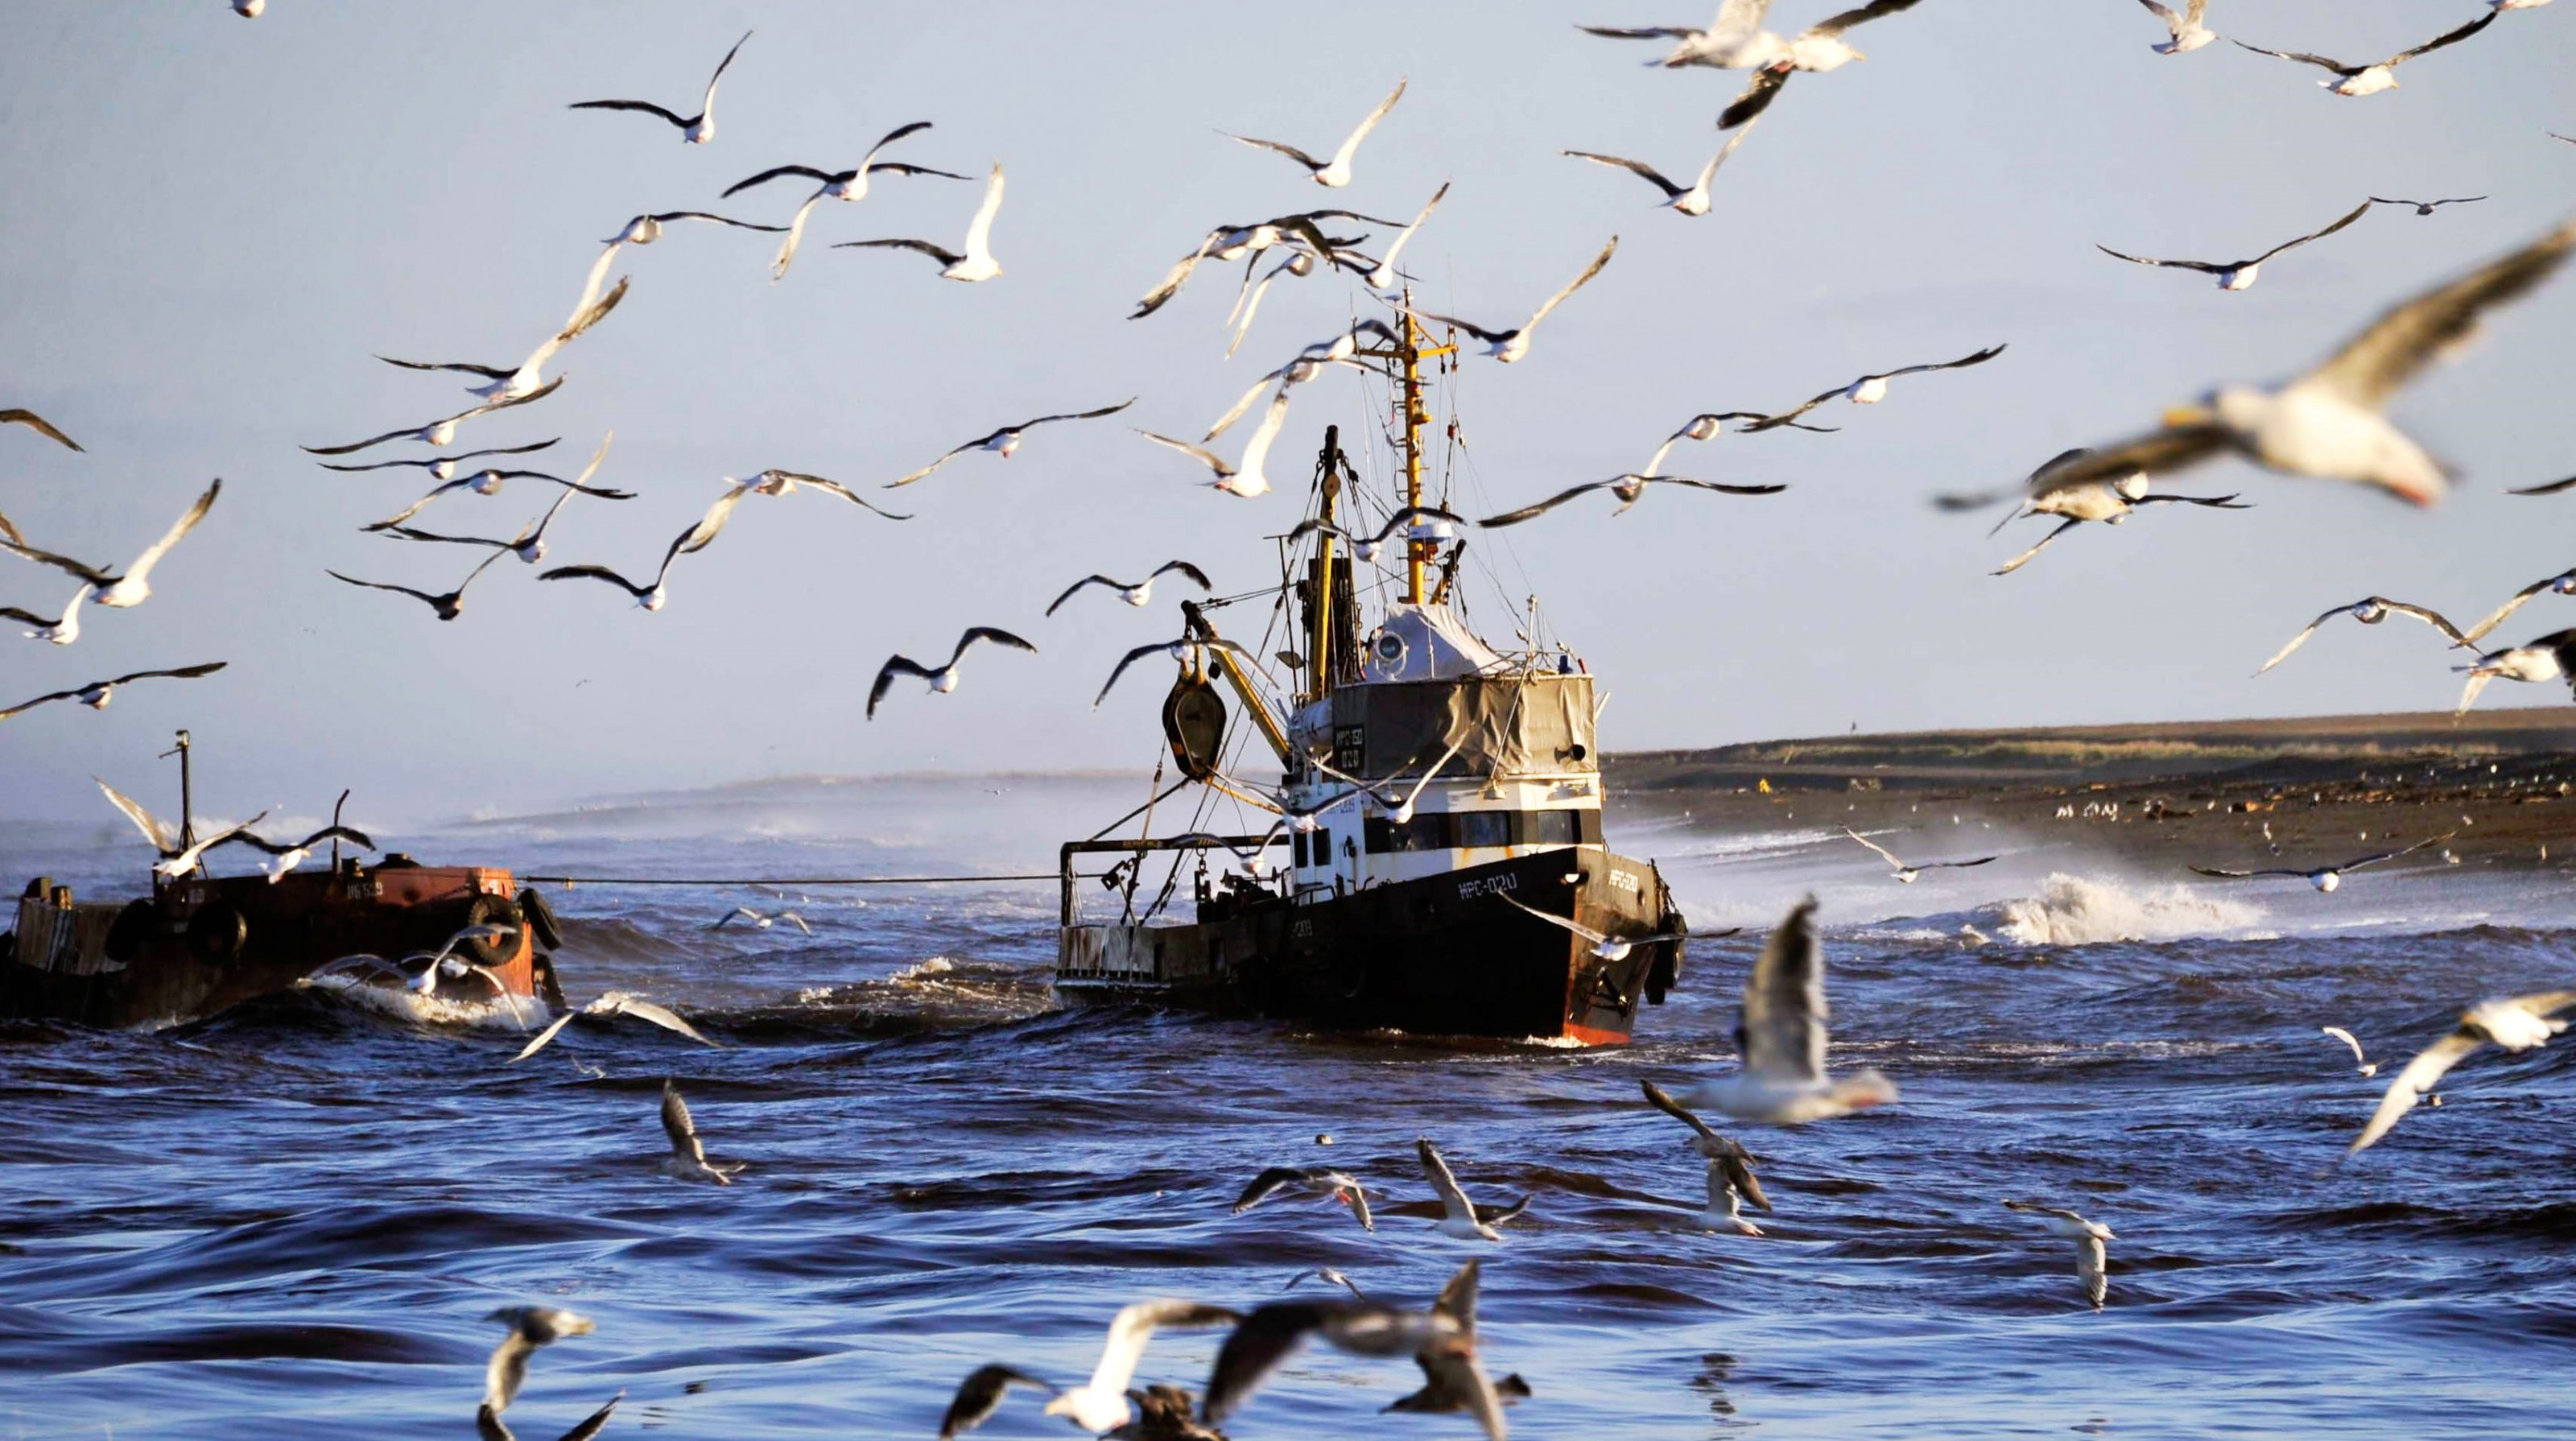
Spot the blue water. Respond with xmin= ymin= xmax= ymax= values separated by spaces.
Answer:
xmin=4 ymin=774 xmax=2572 ymax=1439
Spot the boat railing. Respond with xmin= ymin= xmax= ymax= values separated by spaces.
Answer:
xmin=1059 ymin=835 xmax=1287 ymax=927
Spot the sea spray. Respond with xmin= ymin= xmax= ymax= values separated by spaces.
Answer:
xmin=1993 ymin=872 xmax=2261 ymax=946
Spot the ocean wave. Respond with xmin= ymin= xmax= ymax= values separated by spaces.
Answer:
xmin=1991 ymin=873 xmax=2262 ymax=946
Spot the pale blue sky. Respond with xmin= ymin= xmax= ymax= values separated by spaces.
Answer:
xmin=2 ymin=2 xmax=2571 ymax=823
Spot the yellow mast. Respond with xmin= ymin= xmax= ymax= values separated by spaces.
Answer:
xmin=1397 ymin=294 xmax=1455 ymax=605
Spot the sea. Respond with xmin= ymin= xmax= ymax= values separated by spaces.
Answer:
xmin=4 ymin=773 xmax=2573 ymax=1439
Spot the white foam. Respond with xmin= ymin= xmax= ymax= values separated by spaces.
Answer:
xmin=1992 ymin=872 xmax=2261 ymax=946
xmin=891 ymin=957 xmax=957 ymax=982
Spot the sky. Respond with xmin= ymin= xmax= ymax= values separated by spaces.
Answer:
xmin=1 ymin=1 xmax=2572 ymax=824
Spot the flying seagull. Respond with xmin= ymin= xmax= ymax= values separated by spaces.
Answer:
xmin=229 ymin=821 xmax=376 ymax=883
xmin=2454 ymin=627 xmax=2576 ymax=713
xmin=1641 ymin=410 xmax=1835 ymax=476
xmin=481 ymin=1307 xmax=617 ymax=1441
xmin=1641 ymin=1079 xmax=1769 ymax=1235
xmin=1717 ymin=0 xmax=1930 ymax=129
xmin=95 ymin=777 xmax=266 ymax=880
xmin=1683 ymin=896 xmax=1898 ymax=1123
xmin=4 ymin=587 xmax=88 ymax=646
xmin=1202 ymin=1272 xmax=1496 ymax=1439
xmin=1136 ymin=389 xmax=1294 ymax=498
xmin=318 ymin=438 xmax=559 ymax=482
xmin=378 ymin=279 xmax=627 ymax=403
xmin=2321 ymin=1025 xmax=2379 ymax=1079
xmin=2098 ymin=201 xmax=2371 ymax=291
xmin=369 ymin=432 xmax=621 ymax=539
xmin=2345 ymin=990 xmax=2576 ymax=1157
xmin=2004 ymin=1201 xmax=2114 ymax=1309
xmin=2461 ymin=567 xmax=2576 ymax=645
xmin=1047 ymin=560 xmax=1212 ymax=616
xmin=4 ymin=479 xmax=221 ymax=610
xmin=328 ymin=548 xmax=506 ymax=622
xmin=1415 ymin=235 xmax=1618 ymax=363
xmin=964 ymin=1300 xmax=1242 ymax=1437
xmin=1480 ymin=473 xmax=1786 ymax=527
xmin=2137 ymin=0 xmax=2216 ymax=54
xmin=0 ymin=662 xmax=226 ymax=721
xmin=2190 ymin=833 xmax=2449 ymax=890
xmin=713 ymin=905 xmax=810 ymax=934
xmin=1563 ymin=123 xmax=1761 ymax=216
xmin=1130 ymin=211 xmax=1385 ymax=319
xmin=1286 ymin=1269 xmax=1368 ymax=1299
xmin=729 ymin=469 xmax=913 ymax=519
xmin=834 ymin=162 xmax=1006 ymax=282
xmin=1738 ymin=345 xmax=2009 ymax=431
xmin=2372 ymin=195 xmax=2487 ymax=217
xmin=869 ymin=628 xmax=1038 ymax=719
xmin=1988 ymin=453 xmax=2248 ymax=576
xmin=1224 ymin=77 xmax=1406 ymax=188
xmin=1579 ymin=2 xmax=1794 ymax=70
xmin=937 ymin=1366 xmax=1059 ymax=1441
xmin=887 ymin=399 xmax=1135 ymax=488
xmin=570 ymin=210 xmax=786 ymax=327
xmin=2233 ymin=12 xmax=2499 ymax=97
xmin=569 ymin=29 xmax=750 ymax=143
xmin=721 ymin=121 xmax=969 ymax=280
xmin=1416 ymin=1138 xmax=1519 ymax=1242
xmin=2255 ymin=596 xmax=2467 ymax=675
xmin=659 ymin=1080 xmax=742 ymax=1185
xmin=1232 ymin=1166 xmax=1374 ymax=1232
xmin=1381 ymin=1261 xmax=1531 ymax=1423
xmin=302 ymin=376 xmax=566 ymax=456
xmin=1497 ymin=890 xmax=1687 ymax=963
xmin=510 ymin=991 xmax=720 ymax=1063
xmin=1368 ymin=180 xmax=1451 ymax=290
xmin=0 ymin=408 xmax=81 ymax=452
xmin=540 ymin=484 xmax=751 ymax=612
xmin=2018 ymin=216 xmax=2576 ymax=510
xmin=381 ymin=489 xmax=578 ymax=568
xmin=1095 ymin=635 xmax=1258 ymax=708
xmin=1284 ymin=506 xmax=1466 ymax=564
xmin=1840 ymin=827 xmax=1999 ymax=882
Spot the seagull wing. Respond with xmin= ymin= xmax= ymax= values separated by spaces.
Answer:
xmin=1046 ymin=576 xmax=1121 ymax=616
xmin=1719 ymin=67 xmax=1790 ymax=130
xmin=1017 ymin=398 xmax=1137 ymax=430
xmin=1578 ymin=25 xmax=1703 ymax=39
xmin=2187 ymin=865 xmax=2307 ymax=879
xmin=1412 ymin=310 xmax=1515 ymax=346
xmin=1872 ymin=344 xmax=2008 ymax=381
xmin=2336 ymin=833 xmax=2451 ymax=873
xmin=1479 ymin=481 xmax=1613 ymax=527
xmin=1233 ymin=388 xmax=1294 ymax=483
xmin=1154 ymin=559 xmax=1214 ymax=590
xmin=105 ymin=661 xmax=228 ymax=688
xmin=1417 ymin=1138 xmax=1477 ymax=1224
xmin=868 ymin=655 xmax=934 ymax=718
xmin=538 ymin=564 xmax=654 ymax=600
xmin=2464 ymin=575 xmax=2574 ymax=644
xmin=1991 ymin=517 xmax=2083 ymax=576
xmin=2095 ymin=243 xmax=2225 ymax=274
xmin=887 ymin=441 xmax=976 ymax=489
xmin=1497 ymin=890 xmax=1612 ymax=946
xmin=1916 ymin=855 xmax=1999 ymax=870
xmin=1376 ymin=180 xmax=1451 ymax=276
xmin=1741 ymin=897 xmax=1827 ymax=1083
xmin=1230 ymin=1167 xmax=1311 ymax=1214
xmin=374 ymin=357 xmax=515 ymax=379
xmin=1133 ymin=233 xmax=1221 ymax=319
xmin=1840 ymin=826 xmax=1905 ymax=869
xmin=326 ymin=571 xmax=448 ymax=610
xmin=2388 ymin=10 xmax=2499 ymax=66
xmin=1418 ymin=1345 xmax=1506 ymax=1441
xmin=1518 ymin=235 xmax=1620 ymax=336
xmin=956 ymin=626 xmax=1038 ymax=666
xmin=1224 ymin=133 xmax=1327 ymax=171
xmin=938 ymin=1365 xmax=1057 ymax=1441
xmin=660 ymin=1081 xmax=708 ymax=1164
xmin=382 ymin=524 xmax=510 ymax=550
xmin=1096 ymin=642 xmax=1173 ymax=708
xmin=1201 ymin=370 xmax=1290 ymax=443
xmin=1091 ymin=1300 xmax=1241 ymax=1398
xmin=301 ymin=424 xmax=430 ymax=457
xmin=2025 ymin=426 xmax=2233 ymax=499
xmin=0 ymin=409 xmax=81 ymax=451
xmin=1563 ymin=151 xmax=1686 ymax=200
xmin=834 ymin=237 xmax=966 ymax=266
xmin=0 ymin=686 xmax=89 ymax=720
xmin=720 ymin=163 xmax=840 ymax=197
xmin=601 ymin=993 xmax=720 ymax=1047
xmin=1137 ymin=429 xmax=1234 ymax=477
xmin=2136 ymin=0 xmax=2182 ymax=34
xmin=958 ymin=163 xmax=1006 ymax=259
xmin=2256 ymin=603 xmax=2365 ymax=675
xmin=568 ymin=98 xmax=691 ymax=127
xmin=556 ymin=1393 xmax=623 ymax=1441
xmin=2321 ymin=1026 xmax=2368 ymax=1066
xmin=2305 ymin=216 xmax=2576 ymax=408
xmin=2228 ymin=39 xmax=2353 ymax=73
xmin=1641 ymin=1077 xmax=1724 ymax=1145
xmin=700 ymin=29 xmax=751 ymax=113
xmin=2249 ymin=201 xmax=2373 ymax=266
xmin=768 ymin=473 xmax=911 ymax=520
xmin=2378 ymin=600 xmax=2471 ymax=646
xmin=2348 ymin=1026 xmax=2482 ymax=1155
xmin=0 ymin=538 xmax=114 ymax=585
xmin=1326 ymin=77 xmax=1407 ymax=172
xmin=1652 ymin=477 xmax=1790 ymax=497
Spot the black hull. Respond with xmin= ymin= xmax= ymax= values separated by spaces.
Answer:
xmin=1055 ymin=847 xmax=1683 ymax=1044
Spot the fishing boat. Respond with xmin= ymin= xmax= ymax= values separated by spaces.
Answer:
xmin=1054 ymin=308 xmax=1686 ymax=1043
xmin=0 ymin=732 xmax=564 ymax=1027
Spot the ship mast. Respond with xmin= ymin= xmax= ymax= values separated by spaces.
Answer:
xmin=1367 ymin=291 xmax=1454 ymax=605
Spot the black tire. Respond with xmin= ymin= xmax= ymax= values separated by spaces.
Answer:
xmin=105 ymin=899 xmax=158 ymax=963
xmin=187 ymin=902 xmax=248 ymax=967
xmin=457 ymin=894 xmax=525 ymax=967
xmin=517 ymin=888 xmax=564 ymax=952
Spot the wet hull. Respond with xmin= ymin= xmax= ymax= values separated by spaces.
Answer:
xmin=1055 ymin=847 xmax=1683 ymax=1043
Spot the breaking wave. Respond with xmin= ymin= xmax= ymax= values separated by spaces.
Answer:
xmin=1991 ymin=873 xmax=2261 ymax=946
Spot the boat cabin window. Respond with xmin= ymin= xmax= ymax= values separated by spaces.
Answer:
xmin=1454 ymin=810 xmax=1509 ymax=849
xmin=1362 ymin=809 xmax=1598 ymax=854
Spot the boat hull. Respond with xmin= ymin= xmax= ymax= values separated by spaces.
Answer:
xmin=1055 ymin=846 xmax=1682 ymax=1044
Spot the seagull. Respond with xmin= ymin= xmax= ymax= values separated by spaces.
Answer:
xmin=2138 ymin=0 xmax=2215 ymax=54
xmin=1 ymin=408 xmax=81 ymax=451
xmin=1479 ymin=473 xmax=1785 ymax=527
xmin=3 ymin=586 xmax=87 ymax=646
xmin=1839 ymin=826 xmax=1998 ymax=882
xmin=225 ymin=822 xmax=375 ymax=882
xmin=1579 ymin=2 xmax=1792 ymax=70
xmin=870 ymin=628 xmax=1038 ymax=719
xmin=364 ymin=465 xmax=632 ymax=534
xmin=1640 ymin=411 xmax=1834 ymax=477
xmin=1989 ymin=456 xmax=2248 ymax=576
xmin=1304 ymin=738 xmax=1467 ymax=828
xmin=1563 ymin=123 xmax=1760 ymax=216
xmin=720 ymin=121 xmax=969 ymax=279
xmin=1284 ymin=1269 xmax=1369 ymax=1299
xmin=1224 ymin=78 xmax=1406 ymax=188
xmin=938 ymin=1365 xmax=1060 ymax=1440
xmin=2255 ymin=597 xmax=2467 ymax=675
xmin=1095 ymin=636 xmax=1258 ymax=708
xmin=1415 ymin=235 xmax=1618 ymax=363
xmin=481 ymin=1307 xmax=609 ymax=1441
xmin=540 ymin=485 xmax=750 ymax=611
xmin=2190 ymin=833 xmax=2449 ymax=890
xmin=319 ymin=438 xmax=559 ymax=482
xmin=1641 ymin=1080 xmax=1769 ymax=1235
xmin=1717 ymin=0 xmax=1930 ymax=129
xmin=1202 ymin=322 xmax=1401 ymax=442
xmin=1041 ymin=1301 xmax=1245 ymax=1435
xmin=2098 ymin=202 xmax=2371 ymax=291
xmin=1381 ymin=1261 xmax=1531 ymax=1425
xmin=713 ymin=905 xmax=810 ymax=934
xmin=722 ymin=469 xmax=913 ymax=520
xmin=1232 ymin=1166 xmax=1374 ymax=1232
xmin=887 ymin=400 xmax=1135 ymax=488
xmin=659 ymin=1080 xmax=742 ymax=1185
xmin=2372 ymin=196 xmax=2487 ymax=217
xmin=568 ymin=29 xmax=749 ymax=143
xmin=1683 ymin=897 xmax=1898 ymax=1123
xmin=834 ymin=162 xmax=1006 ymax=282
xmin=1130 ymin=212 xmax=1385 ymax=319
xmin=2 ymin=478 xmax=220 ymax=609
xmin=2461 ymin=568 xmax=2576 ymax=644
xmin=1368 ymin=181 xmax=1451 ymax=290
xmin=1284 ymin=506 xmax=1466 ymax=564
xmin=569 ymin=211 xmax=786 ymax=327
xmin=371 ymin=432 xmax=616 ymax=556
xmin=1417 ymin=1138 xmax=1513 ymax=1242
xmin=1220 ymin=250 xmax=1323 ymax=357
xmin=381 ymin=490 xmax=577 ymax=567
xmin=328 ymin=549 xmax=506 ymax=622
xmin=1497 ymin=891 xmax=1688 ymax=964
xmin=2233 ymin=12 xmax=2499 ymax=97
xmin=2346 ymin=990 xmax=2576 ymax=1156
xmin=377 ymin=279 xmax=627 ymax=402
xmin=301 ymin=376 xmax=567 ymax=456
xmin=2454 ymin=628 xmax=2576 ymax=713
xmin=2320 ymin=1025 xmax=2379 ymax=1079
xmin=95 ymin=778 xmax=266 ymax=881
xmin=0 ymin=662 xmax=227 ymax=721
xmin=2003 ymin=1202 xmax=2114 ymax=1309
xmin=1202 ymin=1276 xmax=1492 ymax=1439
xmin=510 ymin=991 xmax=720 ymax=1063
xmin=1048 ymin=562 xmax=1213 ymax=616
xmin=1137 ymin=392 xmax=1294 ymax=498
xmin=1737 ymin=345 xmax=2008 ymax=430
